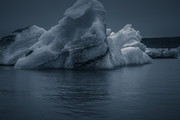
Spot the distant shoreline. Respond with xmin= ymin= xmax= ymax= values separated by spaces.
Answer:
xmin=142 ymin=37 xmax=180 ymax=48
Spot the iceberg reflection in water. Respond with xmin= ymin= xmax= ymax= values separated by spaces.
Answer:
xmin=0 ymin=59 xmax=180 ymax=120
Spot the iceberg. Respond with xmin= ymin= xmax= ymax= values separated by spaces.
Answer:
xmin=93 ymin=24 xmax=152 ymax=69
xmin=0 ymin=0 xmax=152 ymax=69
xmin=146 ymin=48 xmax=179 ymax=58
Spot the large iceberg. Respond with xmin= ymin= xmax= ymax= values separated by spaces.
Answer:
xmin=15 ymin=0 xmax=108 ymax=69
xmin=0 ymin=0 xmax=152 ymax=69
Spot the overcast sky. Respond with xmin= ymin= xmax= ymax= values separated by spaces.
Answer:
xmin=0 ymin=0 xmax=180 ymax=38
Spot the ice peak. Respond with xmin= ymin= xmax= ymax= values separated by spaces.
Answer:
xmin=64 ymin=0 xmax=106 ymax=19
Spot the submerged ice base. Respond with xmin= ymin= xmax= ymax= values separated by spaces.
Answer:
xmin=0 ymin=0 xmax=152 ymax=69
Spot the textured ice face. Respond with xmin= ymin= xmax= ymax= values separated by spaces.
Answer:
xmin=0 ymin=25 xmax=46 ymax=65
xmin=121 ymin=47 xmax=152 ymax=65
xmin=98 ymin=24 xmax=152 ymax=69
xmin=76 ymin=24 xmax=152 ymax=69
xmin=108 ymin=24 xmax=142 ymax=46
xmin=64 ymin=0 xmax=106 ymax=19
xmin=15 ymin=0 xmax=108 ymax=69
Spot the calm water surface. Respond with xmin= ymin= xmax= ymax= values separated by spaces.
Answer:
xmin=0 ymin=59 xmax=180 ymax=120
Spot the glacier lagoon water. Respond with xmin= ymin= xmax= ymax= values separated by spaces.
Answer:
xmin=0 ymin=59 xmax=180 ymax=120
